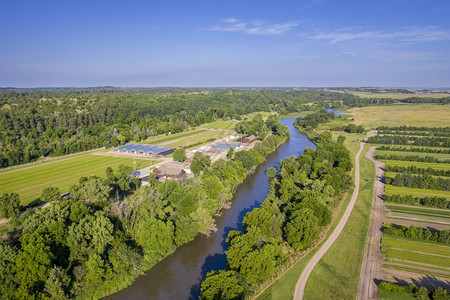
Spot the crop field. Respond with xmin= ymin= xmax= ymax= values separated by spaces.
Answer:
xmin=376 ymin=150 xmax=450 ymax=161
xmin=138 ymin=128 xmax=207 ymax=145
xmin=383 ymin=160 xmax=450 ymax=171
xmin=166 ymin=130 xmax=233 ymax=147
xmin=382 ymin=248 xmax=450 ymax=269
xmin=382 ymin=236 xmax=450 ymax=257
xmin=349 ymin=104 xmax=450 ymax=128
xmin=0 ymin=153 xmax=157 ymax=205
xmin=385 ymin=205 xmax=450 ymax=218
xmin=385 ymin=185 xmax=450 ymax=199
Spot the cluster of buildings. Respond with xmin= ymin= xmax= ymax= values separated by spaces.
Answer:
xmin=114 ymin=144 xmax=173 ymax=156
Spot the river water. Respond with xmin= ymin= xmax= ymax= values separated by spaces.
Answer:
xmin=107 ymin=117 xmax=317 ymax=300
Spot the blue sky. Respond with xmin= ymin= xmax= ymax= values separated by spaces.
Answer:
xmin=1 ymin=0 xmax=449 ymax=87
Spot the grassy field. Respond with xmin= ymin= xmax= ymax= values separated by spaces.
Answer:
xmin=385 ymin=205 xmax=450 ymax=218
xmin=382 ymin=236 xmax=450 ymax=257
xmin=349 ymin=104 xmax=450 ymax=128
xmin=256 ymin=133 xmax=371 ymax=300
xmin=383 ymin=160 xmax=450 ymax=171
xmin=385 ymin=185 xmax=450 ymax=199
xmin=138 ymin=128 xmax=207 ymax=145
xmin=376 ymin=150 xmax=450 ymax=161
xmin=166 ymin=130 xmax=232 ymax=147
xmin=0 ymin=153 xmax=157 ymax=205
xmin=200 ymin=119 xmax=236 ymax=129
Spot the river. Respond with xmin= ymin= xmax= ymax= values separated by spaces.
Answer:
xmin=107 ymin=117 xmax=317 ymax=300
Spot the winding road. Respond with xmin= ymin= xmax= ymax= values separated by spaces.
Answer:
xmin=293 ymin=140 xmax=365 ymax=300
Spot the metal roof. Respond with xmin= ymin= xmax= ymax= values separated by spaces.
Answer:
xmin=115 ymin=144 xmax=170 ymax=154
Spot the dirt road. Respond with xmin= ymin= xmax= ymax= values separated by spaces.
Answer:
xmin=356 ymin=146 xmax=385 ymax=300
xmin=293 ymin=141 xmax=365 ymax=300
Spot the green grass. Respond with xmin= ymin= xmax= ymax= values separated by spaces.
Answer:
xmin=385 ymin=171 xmax=449 ymax=179
xmin=138 ymin=128 xmax=207 ymax=145
xmin=0 ymin=153 xmax=157 ymax=205
xmin=376 ymin=150 xmax=450 ymax=161
xmin=381 ymin=236 xmax=450 ymax=257
xmin=375 ymin=144 xmax=450 ymax=152
xmin=385 ymin=185 xmax=450 ymax=200
xmin=384 ymin=160 xmax=450 ymax=171
xmin=385 ymin=205 xmax=450 ymax=218
xmin=201 ymin=119 xmax=236 ymax=129
xmin=349 ymin=104 xmax=450 ymax=128
xmin=383 ymin=248 xmax=450 ymax=268
xmin=383 ymin=264 xmax=450 ymax=279
xmin=166 ymin=130 xmax=232 ymax=147
xmin=378 ymin=289 xmax=416 ymax=300
xmin=304 ymin=141 xmax=374 ymax=300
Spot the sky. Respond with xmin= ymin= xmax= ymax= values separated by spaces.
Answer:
xmin=1 ymin=0 xmax=449 ymax=87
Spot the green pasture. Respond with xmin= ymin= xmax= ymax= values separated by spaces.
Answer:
xmin=385 ymin=185 xmax=450 ymax=200
xmin=0 ymin=153 xmax=157 ymax=205
xmin=166 ymin=130 xmax=232 ymax=147
xmin=385 ymin=171 xmax=449 ymax=179
xmin=382 ymin=236 xmax=450 ymax=257
xmin=383 ymin=160 xmax=450 ymax=171
xmin=138 ymin=128 xmax=207 ymax=145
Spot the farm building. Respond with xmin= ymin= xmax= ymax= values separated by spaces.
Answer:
xmin=152 ymin=162 xmax=192 ymax=181
xmin=242 ymin=135 xmax=257 ymax=143
xmin=211 ymin=142 xmax=243 ymax=151
xmin=114 ymin=144 xmax=171 ymax=155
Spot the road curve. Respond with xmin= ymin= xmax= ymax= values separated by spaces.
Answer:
xmin=293 ymin=140 xmax=365 ymax=300
xmin=356 ymin=146 xmax=385 ymax=300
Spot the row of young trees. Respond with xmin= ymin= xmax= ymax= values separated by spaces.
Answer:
xmin=385 ymin=165 xmax=450 ymax=177
xmin=378 ymin=281 xmax=449 ymax=300
xmin=200 ymin=132 xmax=352 ymax=299
xmin=378 ymin=145 xmax=450 ymax=154
xmin=384 ymin=194 xmax=449 ymax=209
xmin=368 ymin=135 xmax=450 ymax=147
xmin=375 ymin=154 xmax=450 ymax=164
xmin=332 ymin=123 xmax=365 ymax=133
xmin=0 ymin=116 xmax=290 ymax=299
xmin=385 ymin=172 xmax=450 ymax=191
xmin=378 ymin=126 xmax=450 ymax=133
xmin=2 ymin=88 xmax=350 ymax=168
xmin=383 ymin=223 xmax=449 ymax=244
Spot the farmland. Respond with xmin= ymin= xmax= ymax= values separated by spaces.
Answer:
xmin=383 ymin=160 xmax=450 ymax=170
xmin=376 ymin=150 xmax=450 ymax=161
xmin=385 ymin=185 xmax=450 ymax=200
xmin=0 ymin=152 xmax=157 ymax=205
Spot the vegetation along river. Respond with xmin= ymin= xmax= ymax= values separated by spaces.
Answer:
xmin=107 ymin=117 xmax=318 ymax=300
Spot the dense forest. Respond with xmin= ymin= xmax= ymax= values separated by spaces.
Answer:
xmin=200 ymin=131 xmax=352 ymax=299
xmin=0 ymin=88 xmax=363 ymax=168
xmin=0 ymin=115 xmax=290 ymax=299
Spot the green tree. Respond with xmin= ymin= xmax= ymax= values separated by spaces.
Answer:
xmin=240 ymin=244 xmax=281 ymax=283
xmin=266 ymin=167 xmax=277 ymax=178
xmin=190 ymin=152 xmax=211 ymax=176
xmin=227 ymin=147 xmax=234 ymax=159
xmin=44 ymin=266 xmax=71 ymax=300
xmin=202 ymin=175 xmax=225 ymax=199
xmin=416 ymin=286 xmax=429 ymax=300
xmin=0 ymin=192 xmax=20 ymax=218
xmin=0 ymin=243 xmax=17 ymax=299
xmin=137 ymin=217 xmax=175 ymax=265
xmin=284 ymin=208 xmax=319 ymax=251
xmin=41 ymin=186 xmax=62 ymax=203
xmin=173 ymin=148 xmax=187 ymax=162
xmin=200 ymin=270 xmax=244 ymax=300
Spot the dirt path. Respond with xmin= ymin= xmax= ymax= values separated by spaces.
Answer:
xmin=293 ymin=140 xmax=365 ymax=300
xmin=356 ymin=146 xmax=385 ymax=300
xmin=382 ymin=268 xmax=450 ymax=290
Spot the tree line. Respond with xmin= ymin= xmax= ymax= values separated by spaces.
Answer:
xmin=385 ymin=165 xmax=450 ymax=177
xmin=332 ymin=123 xmax=365 ymax=133
xmin=294 ymin=109 xmax=335 ymax=129
xmin=368 ymin=135 xmax=450 ymax=147
xmin=378 ymin=145 xmax=450 ymax=154
xmin=0 ymin=116 xmax=290 ymax=299
xmin=384 ymin=194 xmax=449 ymax=209
xmin=375 ymin=154 xmax=450 ymax=164
xmin=200 ymin=132 xmax=352 ymax=299
xmin=378 ymin=126 xmax=450 ymax=133
xmin=378 ymin=281 xmax=449 ymax=300
xmin=385 ymin=172 xmax=450 ymax=191
xmin=383 ymin=223 xmax=449 ymax=244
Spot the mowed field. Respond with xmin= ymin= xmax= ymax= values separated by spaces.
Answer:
xmin=0 ymin=152 xmax=157 ymax=205
xmin=383 ymin=160 xmax=450 ymax=170
xmin=349 ymin=104 xmax=450 ymax=128
xmin=376 ymin=150 xmax=450 ymax=161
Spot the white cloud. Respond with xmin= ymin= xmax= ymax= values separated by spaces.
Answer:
xmin=309 ymin=26 xmax=450 ymax=44
xmin=210 ymin=18 xmax=299 ymax=35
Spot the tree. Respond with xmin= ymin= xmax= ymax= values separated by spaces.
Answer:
xmin=266 ymin=167 xmax=277 ymax=178
xmin=173 ymin=148 xmax=187 ymax=162
xmin=44 ymin=266 xmax=71 ymax=299
xmin=284 ymin=208 xmax=319 ymax=251
xmin=41 ymin=186 xmax=62 ymax=203
xmin=202 ymin=175 xmax=225 ymax=199
xmin=227 ymin=147 xmax=234 ymax=159
xmin=416 ymin=286 xmax=429 ymax=300
xmin=0 ymin=243 xmax=17 ymax=299
xmin=190 ymin=152 xmax=211 ymax=176
xmin=239 ymin=244 xmax=281 ymax=283
xmin=0 ymin=192 xmax=20 ymax=218
xmin=200 ymin=270 xmax=244 ymax=300
xmin=137 ymin=217 xmax=175 ymax=265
